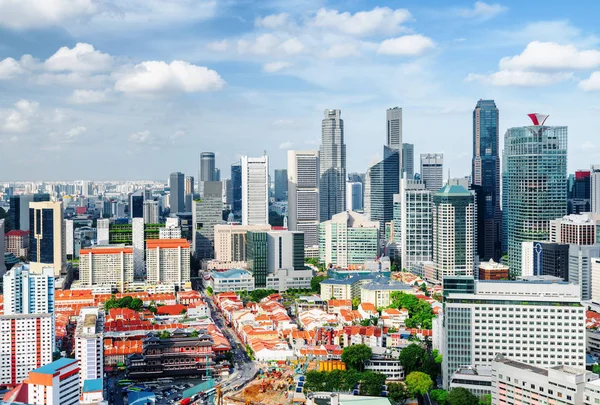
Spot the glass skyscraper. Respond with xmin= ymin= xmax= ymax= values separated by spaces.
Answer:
xmin=503 ymin=115 xmax=567 ymax=277
xmin=472 ymin=99 xmax=501 ymax=261
xmin=231 ymin=163 xmax=242 ymax=215
xmin=367 ymin=145 xmax=400 ymax=229
xmin=319 ymin=109 xmax=346 ymax=222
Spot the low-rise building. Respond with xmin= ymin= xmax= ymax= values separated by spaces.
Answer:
xmin=364 ymin=355 xmax=404 ymax=381
xmin=208 ymin=269 xmax=255 ymax=293
xmin=25 ymin=358 xmax=80 ymax=405
xmin=360 ymin=277 xmax=412 ymax=308
xmin=380 ymin=308 xmax=409 ymax=329
xmin=478 ymin=259 xmax=509 ymax=280
xmin=320 ymin=274 xmax=378 ymax=301
xmin=449 ymin=365 xmax=492 ymax=398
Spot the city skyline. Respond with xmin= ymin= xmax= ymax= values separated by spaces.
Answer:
xmin=1 ymin=1 xmax=600 ymax=180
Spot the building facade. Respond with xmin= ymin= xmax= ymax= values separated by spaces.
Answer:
xmin=146 ymin=239 xmax=191 ymax=289
xmin=398 ymin=179 xmax=433 ymax=271
xmin=521 ymin=241 xmax=570 ymax=280
xmin=79 ymin=246 xmax=134 ymax=291
xmin=274 ymin=169 xmax=288 ymax=201
xmin=169 ymin=172 xmax=185 ymax=214
xmin=5 ymin=230 xmax=29 ymax=258
xmin=367 ymin=145 xmax=400 ymax=230
xmin=550 ymin=214 xmax=597 ymax=245
xmin=420 ymin=153 xmax=443 ymax=192
xmin=592 ymin=164 xmax=600 ymax=215
xmin=568 ymin=244 xmax=600 ymax=301
xmin=192 ymin=181 xmax=222 ymax=259
xmin=288 ymin=150 xmax=320 ymax=247
xmin=3 ymin=265 xmax=55 ymax=316
xmin=320 ymin=109 xmax=346 ymax=222
xmin=25 ymin=358 xmax=80 ymax=405
xmin=10 ymin=193 xmax=50 ymax=232
xmin=241 ymin=155 xmax=269 ymax=226
xmin=75 ymin=308 xmax=104 ymax=393
xmin=213 ymin=224 xmax=272 ymax=262
xmin=247 ymin=231 xmax=268 ymax=288
xmin=143 ymin=200 xmax=159 ymax=224
xmin=402 ymin=143 xmax=414 ymax=180
xmin=231 ymin=163 xmax=242 ymax=215
xmin=28 ymin=201 xmax=65 ymax=276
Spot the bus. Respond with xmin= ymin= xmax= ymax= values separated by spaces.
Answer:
xmin=118 ymin=379 xmax=134 ymax=386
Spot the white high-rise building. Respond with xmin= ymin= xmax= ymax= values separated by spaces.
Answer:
xmin=3 ymin=265 xmax=55 ymax=316
xmin=146 ymin=239 xmax=190 ymax=289
xmin=443 ymin=277 xmax=585 ymax=389
xmin=75 ymin=307 xmax=104 ymax=393
xmin=65 ymin=219 xmax=74 ymax=257
xmin=592 ymin=258 xmax=600 ymax=302
xmin=420 ymin=153 xmax=444 ymax=192
xmin=386 ymin=107 xmax=402 ymax=150
xmin=79 ymin=245 xmax=134 ymax=292
xmin=214 ymin=224 xmax=272 ymax=262
xmin=132 ymin=217 xmax=145 ymax=277
xmin=96 ymin=218 xmax=109 ymax=245
xmin=399 ymin=179 xmax=433 ymax=270
xmin=568 ymin=244 xmax=600 ymax=301
xmin=241 ymin=155 xmax=269 ymax=226
xmin=288 ymin=150 xmax=320 ymax=247
xmin=0 ymin=218 xmax=5 ymax=276
xmin=143 ymin=200 xmax=159 ymax=224
xmin=592 ymin=165 xmax=600 ymax=215
xmin=192 ymin=181 xmax=222 ymax=259
xmin=29 ymin=201 xmax=65 ymax=276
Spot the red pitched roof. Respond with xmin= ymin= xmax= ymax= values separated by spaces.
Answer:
xmin=6 ymin=230 xmax=28 ymax=237
xmin=157 ymin=304 xmax=187 ymax=316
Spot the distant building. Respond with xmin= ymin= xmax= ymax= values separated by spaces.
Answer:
xmin=521 ymin=241 xmax=569 ymax=280
xmin=199 ymin=152 xmax=216 ymax=182
xmin=185 ymin=175 xmax=194 ymax=195
xmin=288 ymin=150 xmax=320 ymax=248
xmin=346 ymin=182 xmax=363 ymax=211
xmin=360 ymin=277 xmax=412 ymax=308
xmin=592 ymin=164 xmax=600 ymax=215
xmin=143 ymin=200 xmax=159 ymax=224
xmin=241 ymin=155 xmax=269 ymax=226
xmin=366 ymin=145 xmax=399 ymax=230
xmin=130 ymin=191 xmax=144 ymax=219
xmin=5 ymin=229 xmax=29 ymax=258
xmin=478 ymin=259 xmax=509 ymax=280
xmin=96 ymin=218 xmax=109 ymax=245
xmin=567 ymin=170 xmax=591 ymax=214
xmin=64 ymin=219 xmax=74 ymax=257
xmin=146 ymin=239 xmax=191 ymax=289
xmin=550 ymin=214 xmax=598 ymax=245
xmin=397 ymin=179 xmax=433 ymax=270
xmin=274 ymin=169 xmax=288 ymax=201
xmin=9 ymin=193 xmax=50 ymax=231
xmin=79 ymin=245 xmax=134 ymax=292
xmin=246 ymin=231 xmax=268 ymax=288
xmin=320 ymin=109 xmax=346 ymax=222
xmin=3 ymin=264 xmax=55 ymax=316
xmin=28 ymin=201 xmax=65 ymax=276
xmin=192 ymin=181 xmax=222 ymax=259
xmin=25 ymin=358 xmax=81 ymax=405
xmin=169 ymin=172 xmax=185 ymax=214
xmin=265 ymin=230 xmax=312 ymax=291
xmin=568 ymin=244 xmax=600 ymax=300
xmin=231 ymin=162 xmax=242 ymax=215
xmin=213 ymin=224 xmax=272 ymax=262
xmin=402 ymin=143 xmax=414 ymax=180
xmin=420 ymin=153 xmax=443 ymax=192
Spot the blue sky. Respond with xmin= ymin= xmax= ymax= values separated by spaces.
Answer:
xmin=0 ymin=0 xmax=599 ymax=181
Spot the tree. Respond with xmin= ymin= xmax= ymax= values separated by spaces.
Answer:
xmin=352 ymin=297 xmax=360 ymax=310
xmin=189 ymin=330 xmax=199 ymax=338
xmin=479 ymin=394 xmax=492 ymax=405
xmin=594 ymin=364 xmax=600 ymax=374
xmin=388 ymin=383 xmax=409 ymax=405
xmin=206 ymin=286 xmax=213 ymax=296
xmin=341 ymin=344 xmax=372 ymax=372
xmin=398 ymin=344 xmax=429 ymax=375
xmin=432 ymin=349 xmax=443 ymax=364
xmin=447 ymin=388 xmax=479 ymax=405
xmin=404 ymin=371 xmax=432 ymax=398
xmin=159 ymin=330 xmax=171 ymax=339
xmin=430 ymin=389 xmax=449 ymax=405
xmin=310 ymin=275 xmax=327 ymax=292
xmin=130 ymin=298 xmax=143 ymax=312
xmin=358 ymin=371 xmax=386 ymax=396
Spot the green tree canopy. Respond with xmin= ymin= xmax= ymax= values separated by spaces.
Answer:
xmin=398 ymin=344 xmax=429 ymax=375
xmin=447 ymin=388 xmax=479 ymax=405
xmin=479 ymin=394 xmax=492 ymax=405
xmin=405 ymin=371 xmax=433 ymax=398
xmin=358 ymin=371 xmax=386 ymax=396
xmin=388 ymin=382 xmax=409 ymax=405
xmin=311 ymin=275 xmax=327 ymax=292
xmin=430 ymin=389 xmax=449 ymax=405
xmin=341 ymin=344 xmax=373 ymax=372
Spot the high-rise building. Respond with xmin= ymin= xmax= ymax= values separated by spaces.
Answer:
xmin=386 ymin=107 xmax=402 ymax=150
xmin=231 ymin=163 xmax=242 ymax=215
xmin=79 ymin=245 xmax=134 ymax=292
xmin=214 ymin=168 xmax=221 ymax=181
xmin=274 ymin=169 xmax=288 ymax=201
xmin=319 ymin=211 xmax=379 ymax=268
xmin=129 ymin=191 xmax=144 ymax=218
xmin=398 ymin=179 xmax=433 ymax=270
xmin=521 ymin=241 xmax=569 ymax=280
xmin=0 ymin=218 xmax=5 ymax=276
xmin=568 ymin=171 xmax=591 ymax=214
xmin=503 ymin=114 xmax=567 ymax=276
xmin=146 ymin=239 xmax=191 ymax=289
xmin=246 ymin=231 xmax=268 ymax=288
xmin=96 ymin=218 xmax=109 ymax=245
xmin=143 ymin=200 xmax=159 ymax=224
xmin=132 ymin=217 xmax=145 ymax=278
xmin=472 ymin=99 xmax=501 ymax=261
xmin=432 ymin=185 xmax=476 ymax=282
xmin=550 ymin=213 xmax=598 ymax=245
xmin=185 ymin=176 xmax=195 ymax=195
xmin=200 ymin=152 xmax=216 ymax=182
xmin=346 ymin=182 xmax=363 ymax=211
xmin=241 ymin=155 xmax=269 ymax=226
xmin=367 ymin=145 xmax=400 ymax=229
xmin=288 ymin=150 xmax=320 ymax=248
xmin=592 ymin=165 xmax=600 ymax=215
xmin=9 ymin=193 xmax=50 ymax=231
xmin=265 ymin=230 xmax=312 ymax=291
xmin=25 ymin=358 xmax=81 ymax=405
xmin=319 ymin=109 xmax=346 ymax=221
xmin=568 ymin=244 xmax=600 ymax=301
xmin=3 ymin=265 xmax=55 ymax=316
xmin=192 ymin=181 xmax=222 ymax=259
xmin=442 ymin=277 xmax=585 ymax=389
xmin=64 ymin=219 xmax=74 ymax=258
xmin=169 ymin=172 xmax=185 ymax=214
xmin=402 ymin=143 xmax=414 ymax=179
xmin=28 ymin=201 xmax=65 ymax=276
xmin=5 ymin=229 xmax=29 ymax=258
xmin=214 ymin=224 xmax=272 ymax=262
xmin=420 ymin=153 xmax=444 ymax=192
xmin=75 ymin=307 xmax=104 ymax=393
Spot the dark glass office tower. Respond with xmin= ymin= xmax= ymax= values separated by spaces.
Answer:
xmin=231 ymin=163 xmax=242 ymax=215
xmin=274 ymin=169 xmax=288 ymax=201
xmin=130 ymin=192 xmax=144 ymax=218
xmin=472 ymin=99 xmax=501 ymax=261
xmin=169 ymin=172 xmax=185 ymax=214
xmin=367 ymin=146 xmax=400 ymax=229
xmin=319 ymin=109 xmax=346 ymax=221
xmin=247 ymin=231 xmax=268 ymax=288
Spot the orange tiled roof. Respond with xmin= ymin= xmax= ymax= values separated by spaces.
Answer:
xmin=146 ymin=238 xmax=190 ymax=249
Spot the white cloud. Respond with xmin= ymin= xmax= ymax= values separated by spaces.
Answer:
xmin=0 ymin=0 xmax=96 ymax=29
xmin=15 ymin=100 xmax=39 ymax=115
xmin=377 ymin=35 xmax=435 ymax=56
xmin=2 ymin=110 xmax=29 ymax=132
xmin=207 ymin=40 xmax=229 ymax=52
xmin=68 ymin=89 xmax=110 ymax=104
xmin=170 ymin=129 xmax=186 ymax=141
xmin=50 ymin=126 xmax=87 ymax=143
xmin=280 ymin=38 xmax=304 ymax=55
xmin=458 ymin=1 xmax=507 ymax=20
xmin=45 ymin=43 xmax=113 ymax=73
xmin=323 ymin=43 xmax=361 ymax=59
xmin=129 ymin=130 xmax=151 ymax=143
xmin=466 ymin=71 xmax=572 ymax=87
xmin=312 ymin=7 xmax=411 ymax=37
xmin=256 ymin=13 xmax=290 ymax=29
xmin=0 ymin=58 xmax=25 ymax=79
xmin=497 ymin=20 xmax=599 ymax=48
xmin=263 ymin=62 xmax=293 ymax=73
xmin=279 ymin=141 xmax=293 ymax=149
xmin=238 ymin=34 xmax=304 ymax=56
xmin=115 ymin=60 xmax=225 ymax=94
xmin=499 ymin=41 xmax=600 ymax=71
xmin=580 ymin=72 xmax=600 ymax=91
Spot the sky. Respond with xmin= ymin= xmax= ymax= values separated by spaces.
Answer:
xmin=0 ymin=0 xmax=599 ymax=181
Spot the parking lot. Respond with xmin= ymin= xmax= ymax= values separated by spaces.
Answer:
xmin=108 ymin=374 xmax=213 ymax=405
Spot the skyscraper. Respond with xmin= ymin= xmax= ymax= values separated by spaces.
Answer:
xmin=9 ymin=193 xmax=50 ymax=231
xmin=420 ymin=153 xmax=444 ymax=192
xmin=367 ymin=146 xmax=400 ymax=229
xmin=200 ymin=152 xmax=216 ymax=181
xmin=402 ymin=143 xmax=414 ymax=179
xmin=503 ymin=114 xmax=567 ymax=276
xmin=185 ymin=176 xmax=195 ymax=195
xmin=288 ymin=150 xmax=320 ymax=247
xmin=242 ymin=155 xmax=269 ymax=226
xmin=592 ymin=165 xmax=600 ymax=214
xmin=432 ymin=185 xmax=476 ymax=282
xmin=398 ymin=179 xmax=433 ymax=270
xmin=231 ymin=162 xmax=242 ymax=215
xmin=472 ymin=99 xmax=501 ymax=261
xmin=192 ymin=181 xmax=223 ymax=259
xmin=129 ymin=191 xmax=144 ymax=218
xmin=274 ymin=169 xmax=288 ymax=201
xmin=386 ymin=107 xmax=402 ymax=150
xmin=0 ymin=219 xmax=5 ymax=276
xmin=28 ymin=201 xmax=65 ymax=276
xmin=319 ymin=109 xmax=346 ymax=221
xmin=346 ymin=182 xmax=363 ymax=211
xmin=143 ymin=200 xmax=159 ymax=224
xmin=169 ymin=172 xmax=185 ymax=214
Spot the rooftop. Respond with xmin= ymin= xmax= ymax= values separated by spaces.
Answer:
xmin=435 ymin=184 xmax=472 ymax=196
xmin=493 ymin=354 xmax=547 ymax=377
xmin=361 ymin=277 xmax=412 ymax=291
xmin=82 ymin=378 xmax=103 ymax=393
xmin=83 ymin=314 xmax=97 ymax=328
xmin=31 ymin=358 xmax=77 ymax=375
xmin=212 ymin=268 xmax=252 ymax=279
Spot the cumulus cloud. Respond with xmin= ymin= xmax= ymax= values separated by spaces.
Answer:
xmin=0 ymin=0 xmax=96 ymax=29
xmin=0 ymin=57 xmax=25 ymax=79
xmin=129 ymin=130 xmax=151 ymax=143
xmin=312 ymin=7 xmax=411 ymax=37
xmin=458 ymin=1 xmax=507 ymax=20
xmin=377 ymin=35 xmax=435 ymax=56
xmin=466 ymin=71 xmax=572 ymax=87
xmin=499 ymin=41 xmax=600 ymax=71
xmin=15 ymin=100 xmax=39 ymax=115
xmin=256 ymin=13 xmax=290 ymax=29
xmin=50 ymin=126 xmax=87 ymax=143
xmin=68 ymin=89 xmax=110 ymax=104
xmin=1 ymin=99 xmax=39 ymax=133
xmin=279 ymin=141 xmax=293 ymax=149
xmin=45 ymin=43 xmax=113 ymax=73
xmin=580 ymin=72 xmax=600 ymax=91
xmin=263 ymin=62 xmax=293 ymax=73
xmin=115 ymin=60 xmax=225 ymax=94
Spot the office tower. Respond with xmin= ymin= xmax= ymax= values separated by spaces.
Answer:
xmin=319 ymin=211 xmax=379 ymax=267
xmin=241 ymin=155 xmax=269 ymax=226
xmin=568 ymin=244 xmax=600 ymax=300
xmin=521 ymin=241 xmax=569 ymax=280
xmin=550 ymin=213 xmax=597 ymax=245
xmin=10 ymin=193 xmax=50 ymax=231
xmin=75 ymin=307 xmax=104 ymax=393
xmin=367 ymin=145 xmax=400 ymax=229
xmin=420 ymin=153 xmax=444 ymax=192
xmin=346 ymin=182 xmax=363 ymax=211
xmin=402 ymin=143 xmax=414 ymax=179
xmin=28 ymin=201 xmax=65 ymax=276
xmin=129 ymin=191 xmax=144 ymax=218
xmin=0 ymin=313 xmax=53 ymax=386
xmin=143 ymin=200 xmax=159 ymax=224
xmin=432 ymin=185 xmax=476 ymax=282
xmin=79 ymin=245 xmax=134 ymax=292
xmin=132 ymin=217 xmax=145 ymax=278
xmin=185 ymin=193 xmax=193 ymax=212
xmin=231 ymin=163 xmax=242 ymax=214
xmin=288 ymin=150 xmax=320 ymax=247
xmin=169 ymin=172 xmax=185 ymax=214
xmin=503 ymin=114 xmax=567 ymax=276
xmin=214 ymin=168 xmax=221 ymax=181
xmin=265 ymin=230 xmax=312 ymax=291
xmin=319 ymin=109 xmax=346 ymax=221
xmin=185 ymin=176 xmax=194 ymax=195
xmin=398 ymin=179 xmax=433 ymax=270
xmin=593 ymin=258 xmax=600 ymax=302
xmin=472 ymin=99 xmax=501 ymax=261
xmin=0 ymin=219 xmax=5 ymax=276
xmin=274 ymin=169 xmax=288 ymax=201
xmin=26 ymin=358 xmax=81 ymax=405
xmin=386 ymin=106 xmax=402 ymax=150
xmin=592 ymin=165 xmax=600 ymax=214
xmin=64 ymin=219 xmax=74 ymax=258
xmin=223 ymin=179 xmax=232 ymax=206
xmin=246 ymin=231 xmax=268 ymax=288
xmin=96 ymin=218 xmax=109 ymax=245
xmin=146 ymin=239 xmax=191 ymax=288
xmin=192 ymin=181 xmax=222 ymax=259
xmin=4 ymin=265 xmax=55 ymax=315
xmin=442 ymin=277 xmax=585 ymax=389
xmin=567 ymin=171 xmax=591 ymax=214
xmin=214 ymin=224 xmax=272 ymax=262
xmin=5 ymin=229 xmax=29 ymax=258
xmin=200 ymin=152 xmax=216 ymax=182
